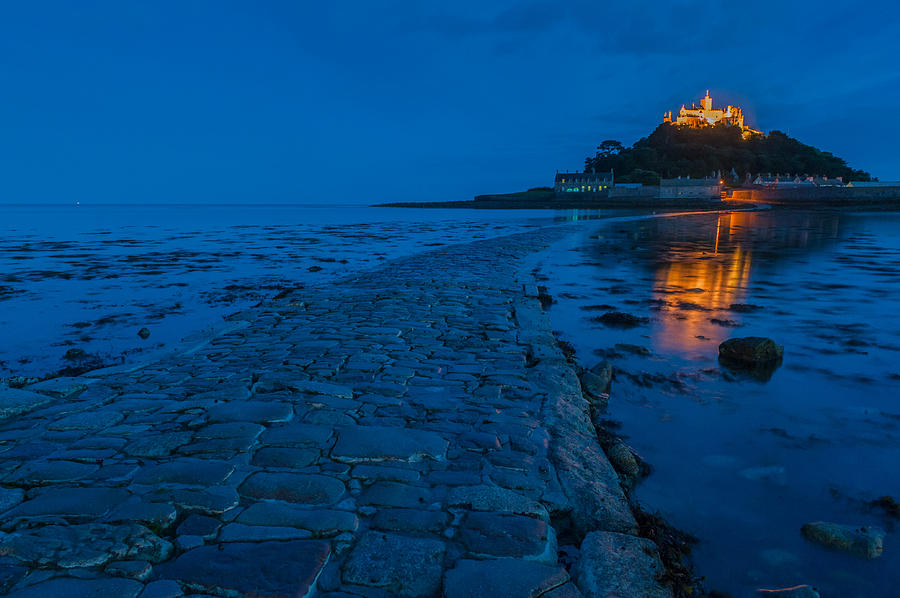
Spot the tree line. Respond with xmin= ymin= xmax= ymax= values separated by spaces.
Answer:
xmin=584 ymin=123 xmax=872 ymax=184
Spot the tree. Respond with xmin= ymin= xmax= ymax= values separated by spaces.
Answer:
xmin=596 ymin=140 xmax=624 ymax=159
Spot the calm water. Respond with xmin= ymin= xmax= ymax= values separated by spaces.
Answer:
xmin=538 ymin=209 xmax=900 ymax=597
xmin=0 ymin=204 xmax=557 ymax=379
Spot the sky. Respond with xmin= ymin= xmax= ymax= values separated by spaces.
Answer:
xmin=1 ymin=1 xmax=899 ymax=204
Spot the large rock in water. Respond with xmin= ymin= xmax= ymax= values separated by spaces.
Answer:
xmin=573 ymin=531 xmax=673 ymax=598
xmin=718 ymin=337 xmax=783 ymax=365
xmin=801 ymin=521 xmax=885 ymax=558
xmin=580 ymin=361 xmax=612 ymax=403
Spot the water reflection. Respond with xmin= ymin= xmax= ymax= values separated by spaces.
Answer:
xmin=645 ymin=211 xmax=844 ymax=354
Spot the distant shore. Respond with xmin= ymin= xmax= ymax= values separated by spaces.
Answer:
xmin=374 ymin=198 xmax=747 ymax=210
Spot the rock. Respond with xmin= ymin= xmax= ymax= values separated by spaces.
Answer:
xmin=219 ymin=523 xmax=313 ymax=542
xmin=458 ymin=512 xmax=556 ymax=562
xmin=0 ymin=388 xmax=53 ymax=420
xmin=158 ymin=540 xmax=330 ymax=597
xmin=124 ymin=432 xmax=194 ymax=458
xmin=138 ymin=327 xmax=151 ymax=339
xmin=371 ymin=509 xmax=448 ymax=533
xmin=206 ymin=401 xmax=293 ymax=424
xmin=341 ymin=532 xmax=445 ymax=597
xmin=331 ymin=425 xmax=448 ymax=463
xmin=443 ymin=558 xmax=569 ymax=598
xmin=0 ymin=488 xmax=25 ymax=514
xmin=250 ymin=447 xmax=318 ymax=469
xmin=138 ymin=579 xmax=184 ymax=598
xmin=801 ymin=521 xmax=885 ymax=558
xmin=5 ymin=487 xmax=129 ymax=520
xmin=24 ymin=376 xmax=90 ymax=398
xmin=237 ymin=502 xmax=358 ymax=536
xmin=580 ymin=361 xmax=612 ymax=401
xmin=5 ymin=577 xmax=144 ymax=598
xmin=614 ymin=343 xmax=651 ymax=356
xmin=573 ymin=531 xmax=672 ymax=598
xmin=592 ymin=312 xmax=649 ymax=328
xmin=132 ymin=459 xmax=234 ymax=487
xmin=607 ymin=441 xmax=643 ymax=487
xmin=718 ymin=337 xmax=783 ymax=365
xmin=0 ymin=523 xmax=172 ymax=568
xmin=446 ymin=485 xmax=549 ymax=521
xmin=756 ymin=585 xmax=820 ymax=597
xmin=63 ymin=348 xmax=87 ymax=360
xmin=238 ymin=472 xmax=345 ymax=505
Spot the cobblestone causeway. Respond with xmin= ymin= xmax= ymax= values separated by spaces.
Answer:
xmin=0 ymin=227 xmax=672 ymax=597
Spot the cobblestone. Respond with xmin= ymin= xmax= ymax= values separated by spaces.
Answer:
xmin=0 ymin=227 xmax=668 ymax=596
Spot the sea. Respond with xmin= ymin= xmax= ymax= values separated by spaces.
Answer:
xmin=537 ymin=209 xmax=900 ymax=597
xmin=1 ymin=203 xmax=898 ymax=596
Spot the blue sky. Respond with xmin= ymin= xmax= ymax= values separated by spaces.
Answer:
xmin=1 ymin=1 xmax=898 ymax=204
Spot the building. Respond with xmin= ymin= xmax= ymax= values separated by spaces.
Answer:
xmin=846 ymin=181 xmax=900 ymax=187
xmin=664 ymin=91 xmax=762 ymax=137
xmin=554 ymin=170 xmax=614 ymax=195
xmin=752 ymin=174 xmax=844 ymax=187
xmin=659 ymin=177 xmax=722 ymax=199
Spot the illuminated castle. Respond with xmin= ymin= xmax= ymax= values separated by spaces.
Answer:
xmin=663 ymin=91 xmax=761 ymax=137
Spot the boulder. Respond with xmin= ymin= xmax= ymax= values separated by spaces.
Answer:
xmin=573 ymin=531 xmax=672 ymax=598
xmin=718 ymin=337 xmax=783 ymax=365
xmin=801 ymin=521 xmax=884 ymax=559
xmin=579 ymin=361 xmax=612 ymax=402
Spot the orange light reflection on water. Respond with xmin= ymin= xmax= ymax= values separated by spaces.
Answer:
xmin=652 ymin=213 xmax=754 ymax=354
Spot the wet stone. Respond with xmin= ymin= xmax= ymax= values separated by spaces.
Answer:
xmin=446 ymin=485 xmax=549 ymax=521
xmin=5 ymin=487 xmax=129 ymax=521
xmin=573 ymin=531 xmax=672 ymax=598
xmin=106 ymin=559 xmax=152 ymax=580
xmin=219 ymin=523 xmax=313 ymax=542
xmin=176 ymin=514 xmax=222 ymax=539
xmin=0 ymin=488 xmax=24 ymax=514
xmin=5 ymin=577 xmax=144 ymax=598
xmin=0 ymin=522 xmax=173 ymax=568
xmin=260 ymin=424 xmax=333 ymax=447
xmin=124 ymin=432 xmax=194 ymax=458
xmin=132 ymin=459 xmax=234 ymax=487
xmin=4 ymin=460 xmax=99 ymax=486
xmin=342 ymin=532 xmax=445 ymax=597
xmin=47 ymin=410 xmax=124 ymax=431
xmin=443 ymin=558 xmax=569 ymax=598
xmin=239 ymin=472 xmax=345 ymax=505
xmin=351 ymin=464 xmax=422 ymax=483
xmin=0 ymin=388 xmax=53 ymax=420
xmin=237 ymin=502 xmax=358 ymax=536
xmin=159 ymin=540 xmax=330 ymax=598
xmin=359 ymin=481 xmax=436 ymax=509
xmin=459 ymin=512 xmax=555 ymax=561
xmin=195 ymin=422 xmax=264 ymax=439
xmin=206 ymin=401 xmax=293 ymax=424
xmin=139 ymin=579 xmax=184 ymax=598
xmin=371 ymin=508 xmax=448 ymax=533
xmin=332 ymin=425 xmax=448 ymax=463
xmin=251 ymin=447 xmax=319 ymax=469
xmin=149 ymin=486 xmax=240 ymax=515
xmin=105 ymin=500 xmax=178 ymax=530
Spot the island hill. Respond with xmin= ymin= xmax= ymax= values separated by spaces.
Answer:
xmin=380 ymin=91 xmax=900 ymax=208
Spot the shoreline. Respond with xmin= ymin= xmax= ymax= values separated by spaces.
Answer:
xmin=0 ymin=221 xmax=702 ymax=596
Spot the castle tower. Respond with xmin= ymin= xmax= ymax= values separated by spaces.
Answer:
xmin=701 ymin=90 xmax=713 ymax=111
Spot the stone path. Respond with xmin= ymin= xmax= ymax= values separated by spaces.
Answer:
xmin=0 ymin=227 xmax=672 ymax=597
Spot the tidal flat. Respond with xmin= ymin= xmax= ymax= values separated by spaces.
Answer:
xmin=0 ymin=204 xmax=555 ymax=380
xmin=535 ymin=209 xmax=900 ymax=597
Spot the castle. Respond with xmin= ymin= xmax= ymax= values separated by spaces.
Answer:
xmin=663 ymin=91 xmax=761 ymax=137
